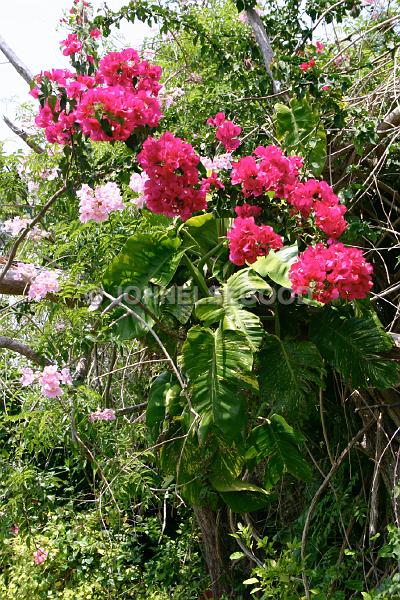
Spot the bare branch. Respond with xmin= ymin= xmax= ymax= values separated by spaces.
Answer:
xmin=0 ymin=185 xmax=66 ymax=283
xmin=3 ymin=116 xmax=44 ymax=154
xmin=0 ymin=335 xmax=51 ymax=366
xmin=377 ymin=106 xmax=400 ymax=134
xmin=244 ymin=8 xmax=280 ymax=94
xmin=0 ymin=33 xmax=33 ymax=84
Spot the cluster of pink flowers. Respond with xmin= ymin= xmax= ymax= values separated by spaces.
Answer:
xmin=77 ymin=182 xmax=125 ymax=223
xmin=89 ymin=408 xmax=116 ymax=422
xmin=227 ymin=204 xmax=283 ymax=266
xmin=299 ymin=42 xmax=325 ymax=71
xmin=137 ymin=131 xmax=207 ymax=220
xmin=60 ymin=33 xmax=83 ymax=56
xmin=4 ymin=216 xmax=47 ymax=241
xmin=21 ymin=366 xmax=73 ymax=398
xmin=231 ymin=145 xmax=303 ymax=198
xmin=33 ymin=47 xmax=162 ymax=144
xmin=33 ymin=547 xmax=48 ymax=565
xmin=15 ymin=264 xmax=60 ymax=301
xmin=288 ymin=179 xmax=347 ymax=238
xmin=289 ymin=242 xmax=373 ymax=303
xmin=207 ymin=112 xmax=241 ymax=152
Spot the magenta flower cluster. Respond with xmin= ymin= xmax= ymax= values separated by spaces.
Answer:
xmin=33 ymin=48 xmax=162 ymax=144
xmin=227 ymin=204 xmax=283 ymax=266
xmin=289 ymin=242 xmax=374 ymax=303
xmin=137 ymin=131 xmax=207 ymax=221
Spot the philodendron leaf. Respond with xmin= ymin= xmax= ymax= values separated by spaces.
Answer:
xmin=310 ymin=309 xmax=399 ymax=389
xmin=103 ymin=229 xmax=182 ymax=294
xmin=209 ymin=475 xmax=270 ymax=512
xmin=259 ymin=335 xmax=325 ymax=417
xmin=245 ymin=415 xmax=312 ymax=490
xmin=179 ymin=326 xmax=253 ymax=442
xmin=147 ymin=372 xmax=181 ymax=443
xmin=274 ymin=97 xmax=327 ymax=176
xmin=251 ymin=244 xmax=298 ymax=288
xmin=196 ymin=268 xmax=272 ymax=351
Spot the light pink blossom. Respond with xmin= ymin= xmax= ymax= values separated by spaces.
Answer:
xmin=20 ymin=367 xmax=35 ymax=387
xmin=28 ymin=270 xmax=60 ymax=301
xmin=89 ymin=408 xmax=116 ymax=422
xmin=129 ymin=172 xmax=148 ymax=208
xmin=77 ymin=183 xmax=125 ymax=223
xmin=33 ymin=548 xmax=48 ymax=565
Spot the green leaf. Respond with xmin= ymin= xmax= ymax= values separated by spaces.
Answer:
xmin=259 ymin=335 xmax=325 ymax=417
xmin=310 ymin=309 xmax=399 ymax=388
xmin=179 ymin=326 xmax=253 ymax=442
xmin=196 ymin=268 xmax=272 ymax=351
xmin=274 ymin=97 xmax=327 ymax=176
xmin=112 ymin=285 xmax=160 ymax=340
xmin=103 ymin=230 xmax=182 ymax=294
xmin=245 ymin=415 xmax=312 ymax=489
xmin=147 ymin=372 xmax=181 ymax=443
xmin=252 ymin=245 xmax=298 ymax=287
xmin=209 ymin=475 xmax=270 ymax=512
xmin=184 ymin=213 xmax=214 ymax=228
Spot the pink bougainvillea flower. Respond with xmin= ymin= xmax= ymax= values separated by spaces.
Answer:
xmin=315 ymin=41 xmax=325 ymax=53
xmin=60 ymin=33 xmax=83 ymax=56
xmin=234 ymin=203 xmax=262 ymax=218
xmin=227 ymin=216 xmax=283 ymax=266
xmin=138 ymin=131 xmax=207 ymax=220
xmin=90 ymin=27 xmax=101 ymax=39
xmin=231 ymin=145 xmax=302 ymax=199
xmin=322 ymin=84 xmax=331 ymax=91
xmin=289 ymin=242 xmax=373 ymax=303
xmin=207 ymin=113 xmax=241 ymax=152
xmin=33 ymin=548 xmax=48 ymax=565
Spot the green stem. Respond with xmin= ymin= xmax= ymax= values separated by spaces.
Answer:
xmin=183 ymin=254 xmax=209 ymax=298
xmin=274 ymin=306 xmax=281 ymax=338
xmin=198 ymin=240 xmax=226 ymax=270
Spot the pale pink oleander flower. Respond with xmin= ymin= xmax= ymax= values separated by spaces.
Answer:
xmin=89 ymin=408 xmax=116 ymax=422
xmin=38 ymin=365 xmax=63 ymax=398
xmin=14 ymin=263 xmax=38 ymax=282
xmin=28 ymin=226 xmax=48 ymax=242
xmin=60 ymin=368 xmax=73 ymax=386
xmin=129 ymin=172 xmax=148 ymax=208
xmin=20 ymin=367 xmax=35 ymax=387
xmin=4 ymin=216 xmax=29 ymax=236
xmin=28 ymin=270 xmax=60 ymax=301
xmin=77 ymin=183 xmax=125 ymax=223
xmin=201 ymin=153 xmax=233 ymax=172
xmin=28 ymin=181 xmax=40 ymax=194
xmin=33 ymin=547 xmax=48 ymax=565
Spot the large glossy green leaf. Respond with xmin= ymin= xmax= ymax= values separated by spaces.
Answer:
xmin=259 ymin=335 xmax=325 ymax=417
xmin=209 ymin=475 xmax=270 ymax=512
xmin=147 ymin=372 xmax=181 ymax=443
xmin=245 ymin=415 xmax=312 ymax=490
xmin=310 ymin=309 xmax=399 ymax=389
xmin=196 ymin=268 xmax=272 ymax=351
xmin=103 ymin=230 xmax=182 ymax=293
xmin=274 ymin=97 xmax=327 ymax=176
xmin=179 ymin=326 xmax=253 ymax=442
xmin=251 ymin=245 xmax=298 ymax=287
xmin=112 ymin=285 xmax=160 ymax=340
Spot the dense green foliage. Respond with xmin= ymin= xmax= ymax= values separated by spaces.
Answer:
xmin=0 ymin=0 xmax=399 ymax=598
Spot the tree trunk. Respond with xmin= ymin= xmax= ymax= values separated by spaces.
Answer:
xmin=194 ymin=506 xmax=230 ymax=598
